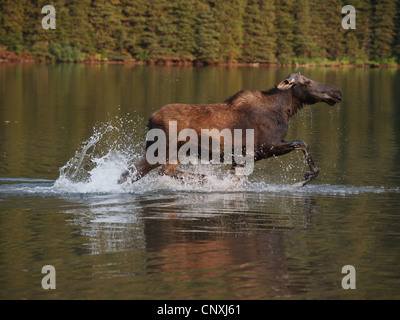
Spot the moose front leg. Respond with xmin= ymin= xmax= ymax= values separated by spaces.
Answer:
xmin=270 ymin=139 xmax=319 ymax=187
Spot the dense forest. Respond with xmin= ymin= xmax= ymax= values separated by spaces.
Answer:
xmin=1 ymin=0 xmax=400 ymax=65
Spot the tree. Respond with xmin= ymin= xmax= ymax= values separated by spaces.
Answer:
xmin=22 ymin=0 xmax=56 ymax=58
xmin=274 ymin=0 xmax=295 ymax=62
xmin=120 ymin=0 xmax=147 ymax=58
xmin=89 ymin=0 xmax=123 ymax=57
xmin=371 ymin=0 xmax=396 ymax=59
xmin=344 ymin=33 xmax=361 ymax=62
xmin=312 ymin=0 xmax=344 ymax=59
xmin=293 ymin=0 xmax=318 ymax=58
xmin=194 ymin=1 xmax=220 ymax=63
xmin=213 ymin=0 xmax=246 ymax=62
xmin=0 ymin=0 xmax=26 ymax=52
xmin=242 ymin=0 xmax=276 ymax=63
xmin=139 ymin=0 xmax=176 ymax=59
xmin=67 ymin=0 xmax=96 ymax=55
xmin=0 ymin=0 xmax=400 ymax=64
xmin=340 ymin=0 xmax=373 ymax=62
xmin=354 ymin=0 xmax=373 ymax=60
xmin=171 ymin=0 xmax=196 ymax=59
xmin=394 ymin=0 xmax=400 ymax=59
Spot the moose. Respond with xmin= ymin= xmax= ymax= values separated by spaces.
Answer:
xmin=118 ymin=72 xmax=342 ymax=187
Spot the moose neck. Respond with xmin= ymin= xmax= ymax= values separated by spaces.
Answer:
xmin=264 ymin=88 xmax=304 ymax=121
xmin=287 ymin=91 xmax=304 ymax=119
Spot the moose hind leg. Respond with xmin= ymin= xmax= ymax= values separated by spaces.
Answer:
xmin=160 ymin=161 xmax=205 ymax=181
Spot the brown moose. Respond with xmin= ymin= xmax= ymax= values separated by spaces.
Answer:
xmin=119 ymin=72 xmax=342 ymax=187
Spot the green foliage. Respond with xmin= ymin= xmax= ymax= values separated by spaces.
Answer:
xmin=67 ymin=0 xmax=96 ymax=55
xmin=293 ymin=0 xmax=319 ymax=58
xmin=89 ymin=0 xmax=123 ymax=57
xmin=120 ymin=0 xmax=147 ymax=57
xmin=0 ymin=0 xmax=26 ymax=51
xmin=172 ymin=0 xmax=196 ymax=59
xmin=30 ymin=42 xmax=49 ymax=61
xmin=394 ymin=1 xmax=400 ymax=57
xmin=274 ymin=0 xmax=295 ymax=62
xmin=213 ymin=0 xmax=245 ymax=62
xmin=0 ymin=0 xmax=399 ymax=65
xmin=49 ymin=41 xmax=85 ymax=62
xmin=139 ymin=0 xmax=175 ymax=59
xmin=371 ymin=0 xmax=397 ymax=59
xmin=194 ymin=2 xmax=220 ymax=63
xmin=242 ymin=0 xmax=276 ymax=62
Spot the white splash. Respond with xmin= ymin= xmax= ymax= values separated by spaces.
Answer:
xmin=53 ymin=149 xmax=131 ymax=194
xmin=2 ymin=116 xmax=398 ymax=196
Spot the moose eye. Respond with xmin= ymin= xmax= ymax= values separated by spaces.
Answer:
xmin=306 ymin=80 xmax=312 ymax=86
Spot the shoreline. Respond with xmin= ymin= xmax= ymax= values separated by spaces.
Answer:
xmin=1 ymin=57 xmax=399 ymax=69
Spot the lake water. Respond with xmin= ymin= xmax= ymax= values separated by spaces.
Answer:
xmin=1 ymin=64 xmax=400 ymax=300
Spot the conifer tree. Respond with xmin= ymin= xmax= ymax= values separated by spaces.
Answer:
xmin=0 ymin=0 xmax=26 ymax=51
xmin=120 ymin=0 xmax=148 ymax=58
xmin=171 ymin=0 xmax=196 ymax=59
xmin=0 ymin=0 xmax=399 ymax=64
xmin=274 ymin=0 xmax=295 ymax=62
xmin=67 ymin=0 xmax=96 ymax=55
xmin=354 ymin=0 xmax=373 ymax=59
xmin=344 ymin=33 xmax=361 ymax=61
xmin=312 ymin=0 xmax=344 ymax=59
xmin=393 ymin=0 xmax=400 ymax=59
xmin=194 ymin=1 xmax=220 ymax=63
xmin=141 ymin=0 xmax=176 ymax=59
xmin=89 ymin=0 xmax=123 ymax=57
xmin=156 ymin=0 xmax=178 ymax=57
xmin=341 ymin=0 xmax=373 ymax=62
xmin=309 ymin=0 xmax=331 ymax=59
xmin=242 ymin=0 xmax=276 ymax=63
xmin=293 ymin=0 xmax=318 ymax=58
xmin=23 ymin=0 xmax=55 ymax=59
xmin=213 ymin=0 xmax=245 ymax=62
xmin=55 ymin=4 xmax=71 ymax=41
xmin=371 ymin=0 xmax=396 ymax=59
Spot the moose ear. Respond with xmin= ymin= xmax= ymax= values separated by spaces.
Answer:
xmin=277 ymin=78 xmax=295 ymax=90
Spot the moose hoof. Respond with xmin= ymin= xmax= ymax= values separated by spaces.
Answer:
xmin=301 ymin=169 xmax=319 ymax=186
xmin=303 ymin=170 xmax=312 ymax=181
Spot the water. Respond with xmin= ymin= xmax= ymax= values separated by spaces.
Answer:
xmin=1 ymin=64 xmax=400 ymax=300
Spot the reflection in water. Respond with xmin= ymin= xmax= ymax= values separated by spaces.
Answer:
xmin=60 ymin=190 xmax=317 ymax=298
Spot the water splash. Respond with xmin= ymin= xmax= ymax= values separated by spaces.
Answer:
xmin=1 ymin=115 xmax=399 ymax=196
xmin=54 ymin=149 xmax=131 ymax=193
xmin=50 ymin=114 xmax=257 ymax=194
xmin=53 ymin=114 xmax=145 ymax=194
